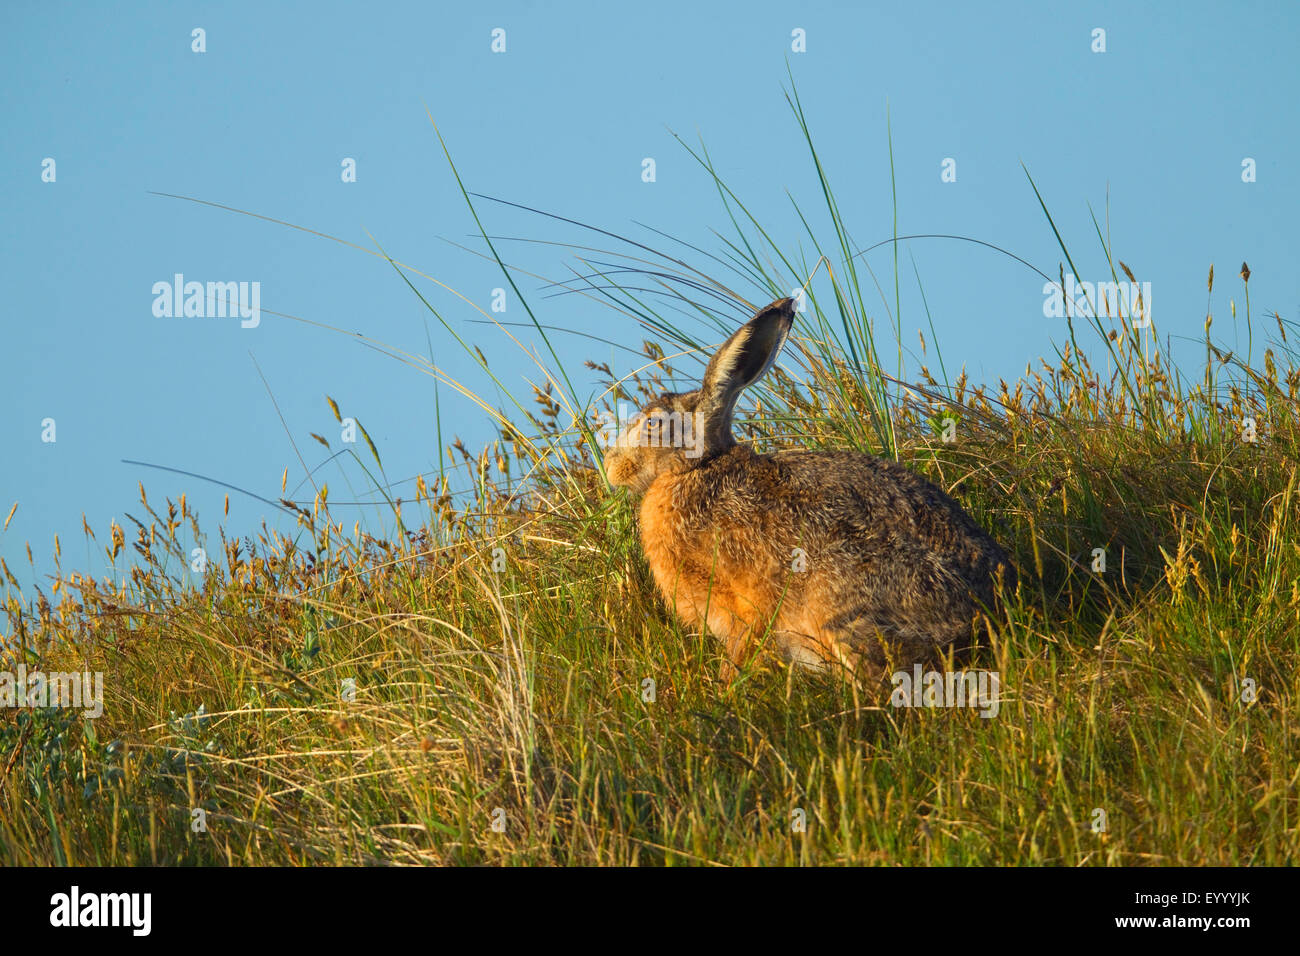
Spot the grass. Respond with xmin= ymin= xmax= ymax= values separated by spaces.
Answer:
xmin=2 ymin=85 xmax=1298 ymax=866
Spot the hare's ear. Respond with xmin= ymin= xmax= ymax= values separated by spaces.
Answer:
xmin=697 ymin=298 xmax=795 ymax=451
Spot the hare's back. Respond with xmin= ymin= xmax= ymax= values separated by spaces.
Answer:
xmin=764 ymin=449 xmax=1008 ymax=566
xmin=762 ymin=450 xmax=1013 ymax=623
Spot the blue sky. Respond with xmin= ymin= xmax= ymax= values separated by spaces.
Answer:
xmin=2 ymin=0 xmax=1297 ymax=600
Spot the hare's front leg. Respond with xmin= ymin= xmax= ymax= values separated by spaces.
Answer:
xmin=716 ymin=624 xmax=761 ymax=682
xmin=716 ymin=626 xmax=841 ymax=682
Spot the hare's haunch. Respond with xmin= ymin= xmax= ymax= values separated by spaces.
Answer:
xmin=604 ymin=298 xmax=1015 ymax=681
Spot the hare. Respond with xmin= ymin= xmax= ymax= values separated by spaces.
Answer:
xmin=604 ymin=297 xmax=1015 ymax=683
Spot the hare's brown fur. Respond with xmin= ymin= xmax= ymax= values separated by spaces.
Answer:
xmin=605 ymin=298 xmax=1014 ymax=682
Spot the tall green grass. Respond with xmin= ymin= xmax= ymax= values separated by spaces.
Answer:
xmin=2 ymin=84 xmax=1297 ymax=865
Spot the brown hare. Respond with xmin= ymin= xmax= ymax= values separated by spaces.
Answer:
xmin=604 ymin=297 xmax=1015 ymax=683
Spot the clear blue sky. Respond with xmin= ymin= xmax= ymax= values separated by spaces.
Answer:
xmin=2 ymin=0 xmax=1297 ymax=600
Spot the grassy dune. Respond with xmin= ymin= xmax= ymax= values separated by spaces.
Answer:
xmin=2 ymin=97 xmax=1297 ymax=866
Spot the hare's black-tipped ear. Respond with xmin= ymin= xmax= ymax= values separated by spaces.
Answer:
xmin=697 ymin=298 xmax=795 ymax=453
